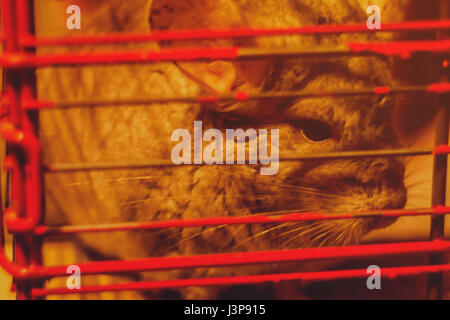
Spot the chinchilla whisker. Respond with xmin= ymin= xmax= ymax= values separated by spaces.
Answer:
xmin=119 ymin=195 xmax=272 ymax=207
xmin=277 ymin=184 xmax=325 ymax=192
xmin=276 ymin=223 xmax=329 ymax=244
xmin=274 ymin=224 xmax=311 ymax=240
xmin=278 ymin=227 xmax=327 ymax=249
xmin=231 ymin=222 xmax=299 ymax=249
xmin=163 ymin=225 xmax=228 ymax=250
xmin=404 ymin=179 xmax=429 ymax=189
xmin=317 ymin=231 xmax=336 ymax=247
xmin=302 ymin=230 xmax=331 ymax=247
xmin=279 ymin=189 xmax=338 ymax=198
xmin=334 ymin=231 xmax=348 ymax=245
xmin=277 ymin=185 xmax=339 ymax=199
xmin=60 ymin=177 xmax=158 ymax=187
xmin=232 ymin=208 xmax=311 ymax=216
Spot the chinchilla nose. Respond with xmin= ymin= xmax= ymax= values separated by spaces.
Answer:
xmin=360 ymin=157 xmax=407 ymax=210
xmin=305 ymin=156 xmax=407 ymax=211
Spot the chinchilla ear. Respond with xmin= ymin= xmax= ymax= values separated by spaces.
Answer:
xmin=148 ymin=0 xmax=245 ymax=94
xmin=149 ymin=0 xmax=242 ymax=46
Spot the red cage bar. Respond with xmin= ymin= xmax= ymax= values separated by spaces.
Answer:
xmin=17 ymin=19 xmax=450 ymax=47
xmin=0 ymin=0 xmax=449 ymax=300
xmin=30 ymin=263 xmax=450 ymax=299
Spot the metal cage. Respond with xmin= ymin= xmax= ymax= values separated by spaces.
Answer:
xmin=0 ymin=0 xmax=449 ymax=300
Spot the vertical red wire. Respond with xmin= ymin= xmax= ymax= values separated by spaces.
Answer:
xmin=2 ymin=0 xmax=27 ymax=300
xmin=1 ymin=0 xmax=43 ymax=300
xmin=427 ymin=0 xmax=450 ymax=300
xmin=18 ymin=0 xmax=44 ymax=299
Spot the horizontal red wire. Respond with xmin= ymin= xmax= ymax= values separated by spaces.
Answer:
xmin=33 ymin=206 xmax=450 ymax=236
xmin=0 ymin=47 xmax=239 ymax=68
xmin=30 ymin=263 xmax=450 ymax=298
xmin=348 ymin=40 xmax=450 ymax=58
xmin=0 ymin=40 xmax=449 ymax=69
xmin=19 ymin=20 xmax=450 ymax=47
xmin=2 ymin=240 xmax=450 ymax=280
xmin=18 ymin=83 xmax=450 ymax=110
xmin=40 ymin=147 xmax=439 ymax=173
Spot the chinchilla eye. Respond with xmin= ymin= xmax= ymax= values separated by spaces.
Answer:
xmin=300 ymin=119 xmax=332 ymax=143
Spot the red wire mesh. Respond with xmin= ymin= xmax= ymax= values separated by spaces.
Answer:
xmin=0 ymin=0 xmax=449 ymax=299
